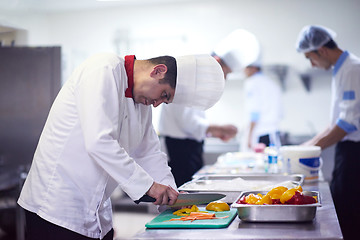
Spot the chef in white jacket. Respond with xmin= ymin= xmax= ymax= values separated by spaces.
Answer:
xmin=18 ymin=53 xmax=225 ymax=240
xmin=158 ymin=104 xmax=237 ymax=187
xmin=296 ymin=25 xmax=360 ymax=240
xmin=217 ymin=29 xmax=283 ymax=151
xmin=243 ymin=63 xmax=283 ymax=150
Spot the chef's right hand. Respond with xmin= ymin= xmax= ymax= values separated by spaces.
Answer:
xmin=146 ymin=182 xmax=179 ymax=206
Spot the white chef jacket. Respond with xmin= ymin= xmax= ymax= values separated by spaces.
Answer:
xmin=18 ymin=53 xmax=177 ymax=239
xmin=330 ymin=51 xmax=360 ymax=142
xmin=158 ymin=104 xmax=209 ymax=142
xmin=244 ymin=72 xmax=283 ymax=146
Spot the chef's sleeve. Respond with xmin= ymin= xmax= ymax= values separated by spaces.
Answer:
xmin=159 ymin=104 xmax=209 ymax=141
xmin=74 ymin=64 xmax=154 ymax=201
xmin=336 ymin=67 xmax=360 ymax=133
xmin=178 ymin=106 xmax=209 ymax=141
xmin=132 ymin=117 xmax=178 ymax=191
xmin=246 ymin=83 xmax=262 ymax=122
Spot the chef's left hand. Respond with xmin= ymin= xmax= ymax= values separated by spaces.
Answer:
xmin=207 ymin=124 xmax=238 ymax=142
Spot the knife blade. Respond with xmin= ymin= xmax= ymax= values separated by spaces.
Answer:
xmin=134 ymin=193 xmax=226 ymax=207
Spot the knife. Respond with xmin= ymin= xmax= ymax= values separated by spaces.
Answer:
xmin=134 ymin=193 xmax=226 ymax=207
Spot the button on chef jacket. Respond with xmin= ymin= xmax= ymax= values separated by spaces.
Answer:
xmin=18 ymin=53 xmax=177 ymax=239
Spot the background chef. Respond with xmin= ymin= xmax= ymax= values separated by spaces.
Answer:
xmin=17 ymin=53 xmax=225 ymax=240
xmin=296 ymin=25 xmax=360 ymax=240
xmin=214 ymin=29 xmax=283 ymax=151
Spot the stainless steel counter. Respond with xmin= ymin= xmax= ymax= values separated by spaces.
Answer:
xmin=124 ymin=181 xmax=343 ymax=240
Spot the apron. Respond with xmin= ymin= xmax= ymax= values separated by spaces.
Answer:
xmin=330 ymin=141 xmax=360 ymax=239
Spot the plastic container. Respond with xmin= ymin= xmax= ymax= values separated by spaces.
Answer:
xmin=265 ymin=144 xmax=279 ymax=174
xmin=279 ymin=146 xmax=322 ymax=182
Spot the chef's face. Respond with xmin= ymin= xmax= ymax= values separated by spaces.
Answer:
xmin=304 ymin=48 xmax=332 ymax=70
xmin=133 ymin=80 xmax=175 ymax=108
xmin=244 ymin=66 xmax=258 ymax=77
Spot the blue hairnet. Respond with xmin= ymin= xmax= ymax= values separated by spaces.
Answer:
xmin=296 ymin=25 xmax=337 ymax=53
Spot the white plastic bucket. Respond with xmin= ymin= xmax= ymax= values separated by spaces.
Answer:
xmin=279 ymin=145 xmax=322 ymax=182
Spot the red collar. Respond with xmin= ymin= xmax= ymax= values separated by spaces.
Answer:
xmin=124 ymin=55 xmax=136 ymax=98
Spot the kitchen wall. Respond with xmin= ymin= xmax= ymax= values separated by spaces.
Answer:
xmin=1 ymin=0 xmax=359 ymax=140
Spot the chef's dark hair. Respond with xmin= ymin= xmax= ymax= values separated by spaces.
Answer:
xmin=313 ymin=39 xmax=338 ymax=54
xmin=323 ymin=39 xmax=337 ymax=49
xmin=148 ymin=56 xmax=177 ymax=89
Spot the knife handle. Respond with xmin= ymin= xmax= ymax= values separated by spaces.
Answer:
xmin=134 ymin=195 xmax=156 ymax=204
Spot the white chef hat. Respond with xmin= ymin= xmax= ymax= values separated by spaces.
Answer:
xmin=296 ymin=25 xmax=337 ymax=53
xmin=213 ymin=29 xmax=262 ymax=72
xmin=172 ymin=54 xmax=225 ymax=110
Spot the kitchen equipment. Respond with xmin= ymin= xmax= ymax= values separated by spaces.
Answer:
xmin=280 ymin=145 xmax=322 ymax=182
xmin=231 ymin=190 xmax=321 ymax=222
xmin=192 ymin=152 xmax=275 ymax=178
xmin=145 ymin=207 xmax=237 ymax=229
xmin=179 ymin=174 xmax=304 ymax=192
xmin=134 ymin=193 xmax=226 ymax=207
xmin=193 ymin=164 xmax=263 ymax=178
xmin=179 ymin=174 xmax=304 ymax=204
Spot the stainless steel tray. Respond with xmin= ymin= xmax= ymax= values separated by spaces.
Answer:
xmin=178 ymin=174 xmax=304 ymax=192
xmin=193 ymin=163 xmax=262 ymax=178
xmin=231 ymin=190 xmax=321 ymax=222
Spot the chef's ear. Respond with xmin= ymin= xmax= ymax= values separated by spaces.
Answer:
xmin=317 ymin=46 xmax=328 ymax=57
xmin=151 ymin=64 xmax=167 ymax=78
xmin=213 ymin=55 xmax=221 ymax=63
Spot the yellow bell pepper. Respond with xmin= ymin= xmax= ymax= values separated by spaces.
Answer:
xmin=245 ymin=193 xmax=262 ymax=204
xmin=256 ymin=194 xmax=272 ymax=205
xmin=266 ymin=186 xmax=288 ymax=199
xmin=280 ymin=185 xmax=303 ymax=203
xmin=172 ymin=205 xmax=207 ymax=216
xmin=205 ymin=200 xmax=230 ymax=212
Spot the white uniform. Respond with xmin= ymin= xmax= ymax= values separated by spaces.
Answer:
xmin=18 ymin=53 xmax=177 ymax=239
xmin=328 ymin=50 xmax=360 ymax=240
xmin=244 ymin=72 xmax=283 ymax=146
xmin=330 ymin=51 xmax=360 ymax=140
xmin=158 ymin=104 xmax=209 ymax=142
xmin=157 ymin=104 xmax=210 ymax=186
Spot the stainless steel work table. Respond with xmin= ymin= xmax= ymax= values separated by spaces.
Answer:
xmin=126 ymin=181 xmax=343 ymax=240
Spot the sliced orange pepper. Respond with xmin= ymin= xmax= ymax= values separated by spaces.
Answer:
xmin=245 ymin=193 xmax=262 ymax=204
xmin=205 ymin=200 xmax=230 ymax=212
xmin=294 ymin=185 xmax=303 ymax=192
xmin=172 ymin=205 xmax=207 ymax=216
xmin=280 ymin=185 xmax=303 ymax=203
xmin=266 ymin=186 xmax=288 ymax=199
xmin=256 ymin=194 xmax=272 ymax=205
xmin=280 ymin=188 xmax=297 ymax=204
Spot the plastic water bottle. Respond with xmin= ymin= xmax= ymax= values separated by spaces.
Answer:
xmin=267 ymin=144 xmax=279 ymax=174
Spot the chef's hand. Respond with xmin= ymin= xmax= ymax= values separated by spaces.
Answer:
xmin=146 ymin=182 xmax=179 ymax=206
xmin=171 ymin=191 xmax=192 ymax=210
xmin=207 ymin=124 xmax=238 ymax=142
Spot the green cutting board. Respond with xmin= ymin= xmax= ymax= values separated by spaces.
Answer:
xmin=145 ymin=207 xmax=237 ymax=229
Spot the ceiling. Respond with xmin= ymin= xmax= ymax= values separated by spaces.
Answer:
xmin=0 ymin=0 xmax=194 ymax=13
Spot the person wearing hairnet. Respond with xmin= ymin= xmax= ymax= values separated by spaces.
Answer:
xmin=17 ymin=53 xmax=225 ymax=240
xmin=157 ymin=31 xmax=253 ymax=187
xmin=296 ymin=25 xmax=360 ymax=239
